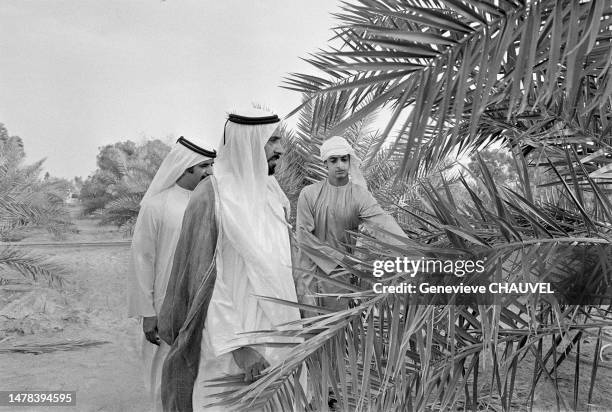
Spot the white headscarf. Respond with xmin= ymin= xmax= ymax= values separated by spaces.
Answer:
xmin=320 ymin=135 xmax=367 ymax=187
xmin=140 ymin=137 xmax=216 ymax=205
xmin=214 ymin=107 xmax=298 ymax=325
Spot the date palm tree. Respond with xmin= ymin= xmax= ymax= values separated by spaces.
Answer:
xmin=213 ymin=1 xmax=612 ymax=411
xmin=89 ymin=139 xmax=171 ymax=234
xmin=0 ymin=151 xmax=70 ymax=286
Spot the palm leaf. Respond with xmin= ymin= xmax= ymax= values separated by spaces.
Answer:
xmin=0 ymin=246 xmax=66 ymax=287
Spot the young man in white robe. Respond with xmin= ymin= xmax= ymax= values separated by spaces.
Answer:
xmin=127 ymin=137 xmax=216 ymax=412
xmin=158 ymin=108 xmax=302 ymax=412
xmin=295 ymin=136 xmax=406 ymax=310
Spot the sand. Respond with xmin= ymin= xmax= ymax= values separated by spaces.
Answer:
xmin=0 ymin=207 xmax=150 ymax=412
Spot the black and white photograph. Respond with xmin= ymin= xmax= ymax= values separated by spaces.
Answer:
xmin=1 ymin=1 xmax=611 ymax=411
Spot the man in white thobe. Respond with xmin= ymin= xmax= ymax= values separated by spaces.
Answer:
xmin=158 ymin=108 xmax=302 ymax=412
xmin=127 ymin=137 xmax=216 ymax=412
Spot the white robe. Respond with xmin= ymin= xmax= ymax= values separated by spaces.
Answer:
xmin=192 ymin=178 xmax=302 ymax=412
xmin=127 ymin=184 xmax=191 ymax=412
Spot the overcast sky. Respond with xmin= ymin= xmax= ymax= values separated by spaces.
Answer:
xmin=0 ymin=0 xmax=342 ymax=179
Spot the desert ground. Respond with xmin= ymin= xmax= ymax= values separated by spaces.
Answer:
xmin=1 ymin=207 xmax=150 ymax=412
xmin=0 ymin=206 xmax=610 ymax=412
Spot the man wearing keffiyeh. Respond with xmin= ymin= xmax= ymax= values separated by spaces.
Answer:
xmin=295 ymin=135 xmax=406 ymax=310
xmin=158 ymin=107 xmax=302 ymax=412
xmin=127 ymin=137 xmax=216 ymax=412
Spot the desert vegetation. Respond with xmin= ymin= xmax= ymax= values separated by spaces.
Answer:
xmin=219 ymin=1 xmax=612 ymax=411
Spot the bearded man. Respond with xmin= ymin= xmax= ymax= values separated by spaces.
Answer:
xmin=158 ymin=108 xmax=301 ymax=412
xmin=127 ymin=137 xmax=216 ymax=412
xmin=295 ymin=136 xmax=406 ymax=310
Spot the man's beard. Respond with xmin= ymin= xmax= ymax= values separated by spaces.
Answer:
xmin=267 ymin=155 xmax=280 ymax=175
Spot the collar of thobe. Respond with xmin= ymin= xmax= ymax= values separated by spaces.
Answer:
xmin=172 ymin=183 xmax=192 ymax=195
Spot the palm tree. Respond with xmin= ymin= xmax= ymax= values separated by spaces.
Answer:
xmin=94 ymin=156 xmax=160 ymax=234
xmin=213 ymin=1 xmax=612 ymax=411
xmin=87 ymin=139 xmax=171 ymax=234
xmin=0 ymin=151 xmax=69 ymax=286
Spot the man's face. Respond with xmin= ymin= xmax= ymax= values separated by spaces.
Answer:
xmin=193 ymin=159 xmax=214 ymax=180
xmin=264 ymin=133 xmax=284 ymax=175
xmin=324 ymin=154 xmax=350 ymax=180
xmin=178 ymin=159 xmax=214 ymax=191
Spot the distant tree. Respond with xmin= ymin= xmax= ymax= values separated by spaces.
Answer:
xmin=80 ymin=170 xmax=115 ymax=215
xmin=80 ymin=139 xmax=171 ymax=231
xmin=42 ymin=176 xmax=74 ymax=200
xmin=95 ymin=140 xmax=138 ymax=177
xmin=72 ymin=176 xmax=84 ymax=192
xmin=0 ymin=123 xmax=25 ymax=167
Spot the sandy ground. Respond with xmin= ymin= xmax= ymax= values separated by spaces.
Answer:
xmin=1 ymin=209 xmax=151 ymax=412
xmin=1 ymin=206 xmax=611 ymax=411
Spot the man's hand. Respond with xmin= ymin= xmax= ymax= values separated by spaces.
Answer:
xmin=143 ymin=316 xmax=160 ymax=345
xmin=232 ymin=347 xmax=270 ymax=383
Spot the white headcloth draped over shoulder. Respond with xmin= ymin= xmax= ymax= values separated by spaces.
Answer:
xmin=213 ymin=107 xmax=299 ymax=331
xmin=320 ymin=135 xmax=367 ymax=187
xmin=140 ymin=137 xmax=216 ymax=204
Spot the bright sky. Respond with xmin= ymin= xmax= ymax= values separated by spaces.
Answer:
xmin=0 ymin=0 xmax=342 ymax=179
